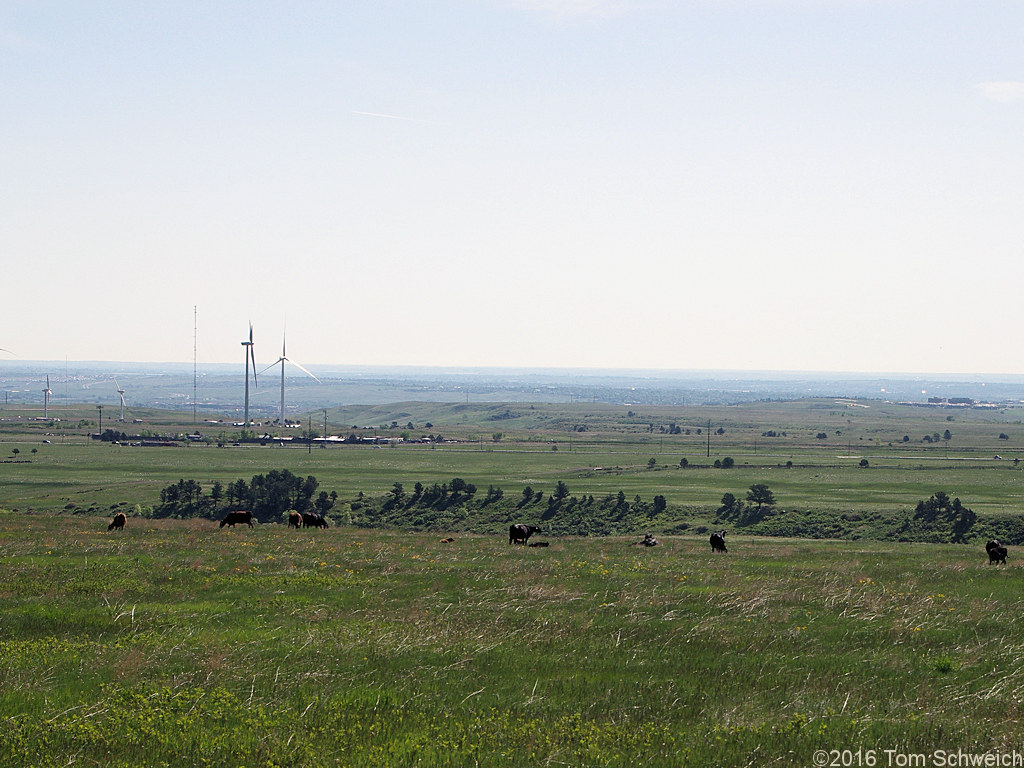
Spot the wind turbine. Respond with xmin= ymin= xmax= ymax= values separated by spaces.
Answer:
xmin=114 ymin=379 xmax=127 ymax=422
xmin=241 ymin=324 xmax=257 ymax=427
xmin=42 ymin=375 xmax=52 ymax=419
xmin=260 ymin=333 xmax=320 ymax=426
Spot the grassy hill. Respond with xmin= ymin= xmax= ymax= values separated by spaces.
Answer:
xmin=1 ymin=515 xmax=1020 ymax=766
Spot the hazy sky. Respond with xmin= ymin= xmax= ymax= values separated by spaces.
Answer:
xmin=2 ymin=1 xmax=1023 ymax=374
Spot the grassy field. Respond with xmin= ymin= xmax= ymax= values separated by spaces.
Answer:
xmin=1 ymin=514 xmax=1022 ymax=766
xmin=3 ymin=399 xmax=1024 ymax=524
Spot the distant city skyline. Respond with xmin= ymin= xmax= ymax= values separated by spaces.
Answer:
xmin=2 ymin=2 xmax=1022 ymax=375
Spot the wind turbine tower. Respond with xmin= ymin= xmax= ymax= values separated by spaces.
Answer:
xmin=260 ymin=333 xmax=320 ymax=427
xmin=42 ymin=376 xmax=52 ymax=419
xmin=114 ymin=379 xmax=127 ymax=422
xmin=241 ymin=324 xmax=257 ymax=427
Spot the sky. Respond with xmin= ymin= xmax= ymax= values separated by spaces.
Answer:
xmin=2 ymin=1 xmax=1023 ymax=375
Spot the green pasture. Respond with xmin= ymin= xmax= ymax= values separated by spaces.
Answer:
xmin=1 ymin=515 xmax=1022 ymax=766
xmin=2 ymin=398 xmax=1024 ymax=521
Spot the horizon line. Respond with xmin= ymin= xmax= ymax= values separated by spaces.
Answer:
xmin=2 ymin=359 xmax=1024 ymax=380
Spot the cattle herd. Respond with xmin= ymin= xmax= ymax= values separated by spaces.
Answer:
xmin=288 ymin=511 xmax=328 ymax=529
xmin=102 ymin=512 xmax=1012 ymax=564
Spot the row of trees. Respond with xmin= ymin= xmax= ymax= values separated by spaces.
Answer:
xmin=155 ymin=469 xmax=337 ymax=523
xmin=356 ymin=477 xmax=672 ymax=535
xmin=149 ymin=468 xmax=983 ymax=543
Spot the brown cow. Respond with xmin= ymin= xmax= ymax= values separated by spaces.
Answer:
xmin=287 ymin=511 xmax=302 ymax=529
xmin=108 ymin=512 xmax=127 ymax=531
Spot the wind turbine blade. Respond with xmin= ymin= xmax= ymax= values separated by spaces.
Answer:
xmin=250 ymin=346 xmax=258 ymax=387
xmin=289 ymin=358 xmax=321 ymax=383
xmin=259 ymin=358 xmax=284 ymax=376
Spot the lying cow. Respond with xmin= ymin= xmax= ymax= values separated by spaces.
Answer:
xmin=986 ymin=539 xmax=1008 ymax=565
xmin=528 ymin=541 xmax=549 ymax=548
xmin=220 ymin=510 xmax=253 ymax=528
xmin=439 ymin=537 xmax=455 ymax=543
xmin=108 ymin=512 xmax=127 ymax=531
xmin=302 ymin=512 xmax=328 ymax=529
xmin=642 ymin=533 xmax=658 ymax=547
xmin=287 ymin=511 xmax=302 ymax=529
xmin=509 ymin=524 xmax=541 ymax=545
xmin=710 ymin=530 xmax=728 ymax=553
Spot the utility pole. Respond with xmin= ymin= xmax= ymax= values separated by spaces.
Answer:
xmin=707 ymin=419 xmax=711 ymax=458
xmin=97 ymin=405 xmax=103 ymax=436
xmin=308 ymin=415 xmax=312 ymax=454
xmin=193 ymin=305 xmax=198 ymax=427
xmin=323 ymin=409 xmax=328 ymax=447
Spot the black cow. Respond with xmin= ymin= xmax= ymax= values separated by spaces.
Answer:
xmin=220 ymin=510 xmax=253 ymax=528
xmin=710 ymin=530 xmax=728 ymax=553
xmin=509 ymin=524 xmax=541 ymax=545
xmin=987 ymin=539 xmax=1008 ymax=565
xmin=287 ymin=511 xmax=303 ymax=529
xmin=528 ymin=541 xmax=549 ymax=548
xmin=108 ymin=512 xmax=126 ymax=531
xmin=302 ymin=512 xmax=328 ymax=529
xmin=642 ymin=533 xmax=658 ymax=547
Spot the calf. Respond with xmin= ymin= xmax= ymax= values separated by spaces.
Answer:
xmin=108 ymin=512 xmax=127 ymax=531
xmin=220 ymin=510 xmax=253 ymax=528
xmin=509 ymin=524 xmax=541 ymax=545
xmin=710 ymin=530 xmax=728 ymax=553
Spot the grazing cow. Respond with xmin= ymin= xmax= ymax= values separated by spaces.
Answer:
xmin=302 ymin=512 xmax=328 ymax=529
xmin=642 ymin=533 xmax=659 ymax=547
xmin=108 ymin=512 xmax=127 ymax=531
xmin=528 ymin=541 xmax=549 ymax=548
xmin=509 ymin=524 xmax=541 ymax=545
xmin=440 ymin=537 xmax=455 ymax=543
xmin=287 ymin=511 xmax=302 ymax=529
xmin=220 ymin=510 xmax=253 ymax=528
xmin=986 ymin=539 xmax=1008 ymax=565
xmin=710 ymin=530 xmax=728 ymax=553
